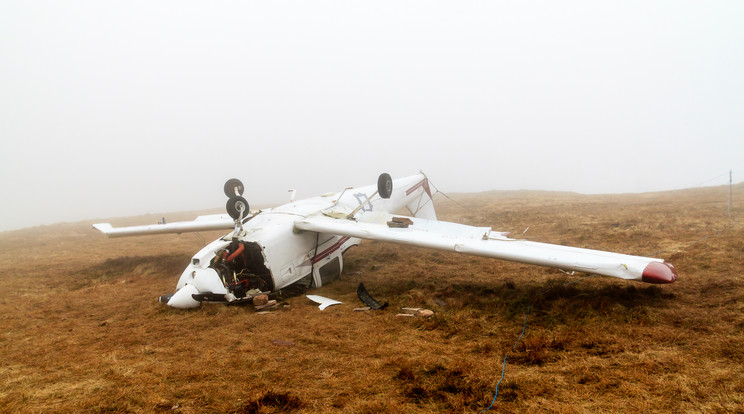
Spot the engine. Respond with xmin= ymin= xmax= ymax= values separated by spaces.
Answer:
xmin=210 ymin=239 xmax=273 ymax=298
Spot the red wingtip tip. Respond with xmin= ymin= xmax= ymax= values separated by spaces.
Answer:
xmin=642 ymin=262 xmax=678 ymax=284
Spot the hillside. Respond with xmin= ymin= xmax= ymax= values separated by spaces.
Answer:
xmin=1 ymin=184 xmax=742 ymax=413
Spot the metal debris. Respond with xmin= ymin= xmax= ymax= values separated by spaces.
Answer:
xmin=306 ymin=295 xmax=342 ymax=310
xmin=356 ymin=283 xmax=388 ymax=310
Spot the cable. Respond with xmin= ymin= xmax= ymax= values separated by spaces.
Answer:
xmin=694 ymin=172 xmax=729 ymax=187
xmin=425 ymin=176 xmax=473 ymax=212
xmin=435 ymin=189 xmax=470 ymax=211
xmin=479 ymin=273 xmax=600 ymax=413
xmin=479 ymin=303 xmax=532 ymax=413
xmin=191 ymin=232 xmax=206 ymax=246
xmin=481 ymin=217 xmax=735 ymax=412
xmin=479 ymin=356 xmax=508 ymax=413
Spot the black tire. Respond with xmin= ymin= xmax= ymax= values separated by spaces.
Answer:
xmin=224 ymin=178 xmax=244 ymax=197
xmin=226 ymin=196 xmax=249 ymax=220
xmin=378 ymin=173 xmax=393 ymax=199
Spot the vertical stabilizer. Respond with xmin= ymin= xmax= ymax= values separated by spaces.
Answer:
xmin=403 ymin=176 xmax=437 ymax=220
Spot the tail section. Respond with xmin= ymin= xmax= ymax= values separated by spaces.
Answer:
xmin=391 ymin=174 xmax=438 ymax=220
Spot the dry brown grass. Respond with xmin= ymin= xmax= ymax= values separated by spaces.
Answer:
xmin=1 ymin=185 xmax=743 ymax=413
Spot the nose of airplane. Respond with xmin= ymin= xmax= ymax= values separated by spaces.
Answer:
xmin=167 ymin=284 xmax=201 ymax=309
xmin=641 ymin=261 xmax=678 ymax=284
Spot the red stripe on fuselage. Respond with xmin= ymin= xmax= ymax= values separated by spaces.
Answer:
xmin=311 ymin=236 xmax=351 ymax=264
xmin=405 ymin=178 xmax=432 ymax=199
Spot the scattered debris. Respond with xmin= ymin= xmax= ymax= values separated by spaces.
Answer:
xmin=253 ymin=294 xmax=269 ymax=306
xmin=255 ymin=300 xmax=278 ymax=311
xmin=306 ymin=295 xmax=343 ymax=310
xmin=271 ymin=339 xmax=295 ymax=347
xmin=357 ymin=283 xmax=388 ymax=310
xmin=398 ymin=308 xmax=435 ymax=318
xmin=396 ymin=313 xmax=416 ymax=318
xmin=252 ymin=294 xmax=288 ymax=312
xmin=256 ymin=311 xmax=277 ymax=315
xmin=354 ymin=307 xmax=371 ymax=312
xmin=387 ymin=216 xmax=414 ymax=228
xmin=418 ymin=309 xmax=434 ymax=317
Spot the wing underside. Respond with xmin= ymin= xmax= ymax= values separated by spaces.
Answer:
xmin=93 ymin=214 xmax=240 ymax=238
xmin=294 ymin=214 xmax=677 ymax=283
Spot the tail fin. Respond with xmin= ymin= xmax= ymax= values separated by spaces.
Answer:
xmin=402 ymin=176 xmax=437 ymax=220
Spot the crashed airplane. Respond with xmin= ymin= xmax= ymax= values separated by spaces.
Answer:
xmin=93 ymin=173 xmax=677 ymax=309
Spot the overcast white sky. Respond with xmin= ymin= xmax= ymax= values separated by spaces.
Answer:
xmin=1 ymin=1 xmax=743 ymax=231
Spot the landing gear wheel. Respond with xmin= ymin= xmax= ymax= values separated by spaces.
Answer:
xmin=224 ymin=178 xmax=244 ymax=197
xmin=378 ymin=173 xmax=393 ymax=199
xmin=226 ymin=196 xmax=249 ymax=220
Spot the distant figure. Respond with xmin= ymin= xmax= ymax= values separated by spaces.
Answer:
xmin=159 ymin=217 xmax=166 ymax=225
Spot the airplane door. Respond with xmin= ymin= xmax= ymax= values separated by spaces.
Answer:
xmin=313 ymin=254 xmax=343 ymax=287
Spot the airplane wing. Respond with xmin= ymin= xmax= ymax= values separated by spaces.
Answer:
xmin=294 ymin=213 xmax=677 ymax=284
xmin=93 ymin=214 xmax=242 ymax=238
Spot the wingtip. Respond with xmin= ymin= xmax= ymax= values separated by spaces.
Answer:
xmin=641 ymin=261 xmax=678 ymax=284
xmin=92 ymin=223 xmax=113 ymax=234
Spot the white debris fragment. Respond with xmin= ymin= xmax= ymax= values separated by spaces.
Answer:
xmin=306 ymin=295 xmax=343 ymax=311
xmin=398 ymin=308 xmax=434 ymax=317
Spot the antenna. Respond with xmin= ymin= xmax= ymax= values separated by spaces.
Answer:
xmin=729 ymin=170 xmax=733 ymax=221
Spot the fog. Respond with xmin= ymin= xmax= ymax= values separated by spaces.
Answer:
xmin=1 ymin=1 xmax=743 ymax=231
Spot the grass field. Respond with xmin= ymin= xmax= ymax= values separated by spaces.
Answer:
xmin=1 ymin=184 xmax=743 ymax=413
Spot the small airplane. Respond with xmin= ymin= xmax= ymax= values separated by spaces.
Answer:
xmin=93 ymin=173 xmax=677 ymax=309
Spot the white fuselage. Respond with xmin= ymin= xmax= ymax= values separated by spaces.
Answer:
xmin=169 ymin=174 xmax=434 ymax=308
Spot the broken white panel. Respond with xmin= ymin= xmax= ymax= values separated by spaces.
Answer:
xmin=306 ymin=295 xmax=343 ymax=311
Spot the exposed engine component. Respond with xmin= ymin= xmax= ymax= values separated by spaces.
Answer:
xmin=211 ymin=240 xmax=272 ymax=298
